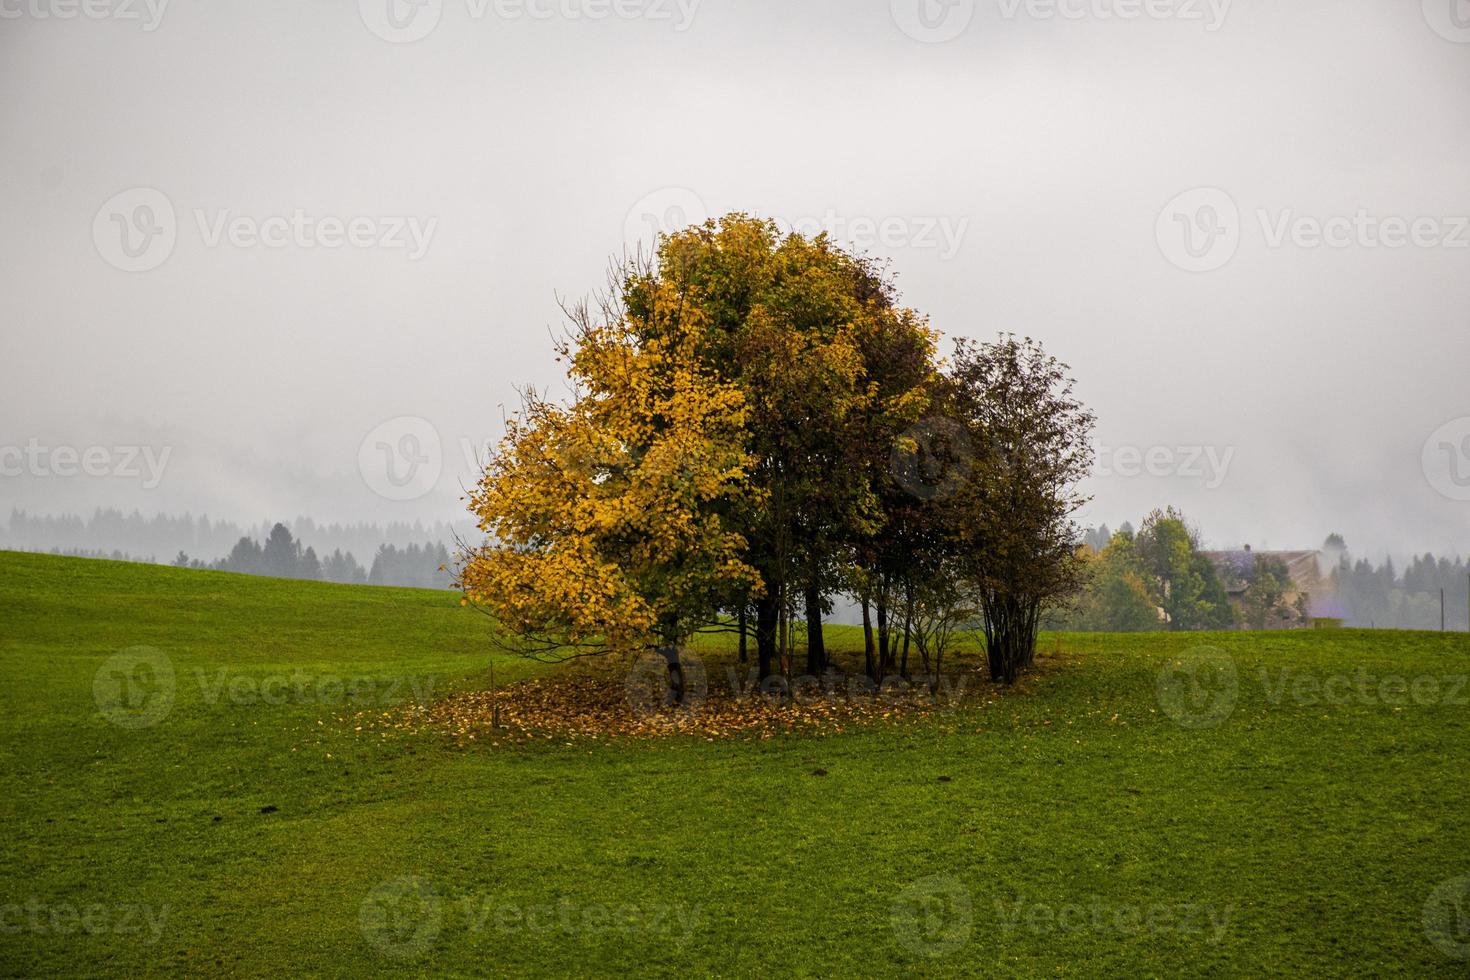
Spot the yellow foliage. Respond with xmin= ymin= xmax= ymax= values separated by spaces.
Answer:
xmin=461 ymin=283 xmax=763 ymax=652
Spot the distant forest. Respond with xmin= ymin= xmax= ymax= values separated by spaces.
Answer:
xmin=1074 ymin=522 xmax=1470 ymax=632
xmin=1331 ymin=550 xmax=1470 ymax=631
xmin=2 ymin=509 xmax=466 ymax=590
xmin=7 ymin=509 xmax=1466 ymax=623
xmin=172 ymin=523 xmax=454 ymax=590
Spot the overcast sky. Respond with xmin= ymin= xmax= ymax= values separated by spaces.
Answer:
xmin=2 ymin=0 xmax=1468 ymax=559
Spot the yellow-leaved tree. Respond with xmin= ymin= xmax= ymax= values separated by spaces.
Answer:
xmin=459 ymin=280 xmax=763 ymax=701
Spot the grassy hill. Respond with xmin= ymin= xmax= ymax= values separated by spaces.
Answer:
xmin=2 ymin=550 xmax=1469 ymax=976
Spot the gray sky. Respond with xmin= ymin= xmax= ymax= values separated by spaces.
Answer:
xmin=2 ymin=0 xmax=1468 ymax=559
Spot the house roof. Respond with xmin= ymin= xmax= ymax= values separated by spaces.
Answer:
xmin=1200 ymin=550 xmax=1324 ymax=594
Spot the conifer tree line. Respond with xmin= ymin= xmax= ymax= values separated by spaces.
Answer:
xmin=5 ymin=509 xmax=459 ymax=590
xmin=459 ymin=214 xmax=1096 ymax=689
xmin=2 ymin=508 xmax=464 ymax=571
xmin=172 ymin=523 xmax=453 ymax=589
xmin=1329 ymin=553 xmax=1468 ymax=630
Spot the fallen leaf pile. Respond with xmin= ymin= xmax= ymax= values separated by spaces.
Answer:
xmin=354 ymin=654 xmax=1020 ymax=745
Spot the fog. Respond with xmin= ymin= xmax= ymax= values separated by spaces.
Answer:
xmin=2 ymin=0 xmax=1468 ymax=562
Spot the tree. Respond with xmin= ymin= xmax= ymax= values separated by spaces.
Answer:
xmin=946 ymin=335 xmax=1095 ymax=683
xmin=221 ymin=536 xmax=263 ymax=575
xmin=624 ymin=214 xmax=935 ymax=682
xmin=370 ymin=544 xmax=451 ymax=588
xmin=322 ymin=549 xmax=367 ymax=584
xmin=261 ymin=523 xmax=299 ymax=579
xmin=300 ymin=546 xmax=322 ymax=582
xmin=1191 ymin=551 xmax=1237 ymax=630
xmin=1081 ymin=524 xmax=1112 ymax=553
xmin=461 ymin=217 xmax=1096 ymax=695
xmin=460 ymin=279 xmax=762 ymax=702
xmin=1072 ymin=529 xmax=1161 ymax=632
xmin=1240 ymin=556 xmax=1286 ymax=629
xmin=908 ymin=552 xmax=976 ymax=689
xmin=1134 ymin=508 xmax=1233 ymax=630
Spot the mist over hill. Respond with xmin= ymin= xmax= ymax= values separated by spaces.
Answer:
xmin=1 ymin=508 xmax=480 ymax=589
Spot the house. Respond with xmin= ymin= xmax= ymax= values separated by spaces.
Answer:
xmin=1200 ymin=546 xmax=1336 ymax=629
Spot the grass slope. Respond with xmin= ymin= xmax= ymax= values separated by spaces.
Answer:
xmin=2 ymin=551 xmax=1469 ymax=977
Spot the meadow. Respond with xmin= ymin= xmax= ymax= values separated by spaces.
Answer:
xmin=2 ymin=550 xmax=1468 ymax=977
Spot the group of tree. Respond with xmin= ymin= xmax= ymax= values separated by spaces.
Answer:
xmin=1332 ymin=540 xmax=1470 ymax=630
xmin=458 ymin=214 xmax=1094 ymax=693
xmin=1234 ymin=555 xmax=1308 ymax=630
xmin=1065 ymin=518 xmax=1469 ymax=632
xmin=1063 ymin=509 xmax=1237 ymax=631
xmin=3 ymin=508 xmax=465 ymax=570
xmin=172 ymin=524 xmax=453 ymax=589
xmin=365 ymin=542 xmax=454 ymax=589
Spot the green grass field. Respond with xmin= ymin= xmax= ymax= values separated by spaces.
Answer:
xmin=3 ymin=550 xmax=1470 ymax=977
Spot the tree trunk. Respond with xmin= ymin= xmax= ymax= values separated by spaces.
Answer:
xmin=982 ymin=593 xmax=1039 ymax=685
xmin=778 ymin=591 xmax=788 ymax=677
xmin=876 ymin=598 xmax=890 ymax=676
xmin=755 ymin=597 xmax=779 ymax=681
xmin=983 ymin=595 xmax=1004 ymax=682
xmin=861 ymin=596 xmax=876 ymax=682
xmin=804 ymin=583 xmax=826 ymax=676
xmin=658 ymin=644 xmax=685 ymax=706
xmin=900 ymin=600 xmax=912 ymax=680
xmin=738 ymin=605 xmax=748 ymax=664
xmin=1020 ymin=602 xmax=1040 ymax=670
